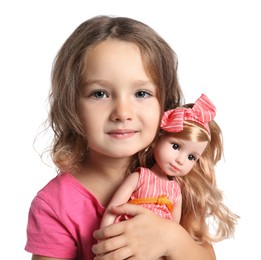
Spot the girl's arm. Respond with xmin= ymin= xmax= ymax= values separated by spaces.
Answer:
xmin=100 ymin=172 xmax=140 ymax=228
xmin=93 ymin=203 xmax=216 ymax=260
xmin=164 ymin=223 xmax=216 ymax=260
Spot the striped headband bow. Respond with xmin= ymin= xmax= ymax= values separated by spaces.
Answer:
xmin=160 ymin=94 xmax=216 ymax=133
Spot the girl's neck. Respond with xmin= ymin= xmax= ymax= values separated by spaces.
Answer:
xmin=84 ymin=150 xmax=132 ymax=178
xmin=73 ymin=150 xmax=133 ymax=206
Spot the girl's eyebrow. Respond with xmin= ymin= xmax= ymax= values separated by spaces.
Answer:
xmin=81 ymin=79 xmax=110 ymax=88
xmin=133 ymin=80 xmax=154 ymax=86
xmin=81 ymin=79 xmax=155 ymax=88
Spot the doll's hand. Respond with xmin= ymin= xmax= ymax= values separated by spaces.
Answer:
xmin=92 ymin=203 xmax=171 ymax=259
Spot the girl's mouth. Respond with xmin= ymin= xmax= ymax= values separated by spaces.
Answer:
xmin=107 ymin=129 xmax=138 ymax=139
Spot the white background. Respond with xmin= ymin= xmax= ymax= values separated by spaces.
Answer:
xmin=1 ymin=0 xmax=260 ymax=259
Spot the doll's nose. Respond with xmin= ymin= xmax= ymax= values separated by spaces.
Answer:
xmin=176 ymin=154 xmax=185 ymax=165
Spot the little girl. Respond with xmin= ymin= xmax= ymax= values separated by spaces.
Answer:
xmin=25 ymin=15 xmax=237 ymax=260
xmin=101 ymin=94 xmax=238 ymax=245
xmin=25 ymin=15 xmax=184 ymax=260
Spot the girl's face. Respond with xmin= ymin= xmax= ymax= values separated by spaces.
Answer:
xmin=154 ymin=135 xmax=208 ymax=177
xmin=79 ymin=39 xmax=161 ymax=159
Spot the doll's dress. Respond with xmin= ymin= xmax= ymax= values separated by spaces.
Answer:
xmin=116 ymin=167 xmax=181 ymax=221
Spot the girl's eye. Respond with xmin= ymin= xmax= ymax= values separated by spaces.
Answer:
xmin=172 ymin=143 xmax=180 ymax=150
xmin=188 ymin=154 xmax=196 ymax=161
xmin=135 ymin=90 xmax=151 ymax=98
xmin=90 ymin=91 xmax=108 ymax=99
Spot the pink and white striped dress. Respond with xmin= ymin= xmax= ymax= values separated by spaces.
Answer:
xmin=128 ymin=167 xmax=181 ymax=220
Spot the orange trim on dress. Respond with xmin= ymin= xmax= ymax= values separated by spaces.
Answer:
xmin=128 ymin=195 xmax=174 ymax=212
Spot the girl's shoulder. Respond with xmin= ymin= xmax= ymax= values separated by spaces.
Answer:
xmin=26 ymin=173 xmax=104 ymax=259
xmin=34 ymin=173 xmax=104 ymax=213
xmin=36 ymin=173 xmax=81 ymax=197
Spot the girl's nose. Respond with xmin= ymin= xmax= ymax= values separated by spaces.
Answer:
xmin=110 ymin=98 xmax=133 ymax=122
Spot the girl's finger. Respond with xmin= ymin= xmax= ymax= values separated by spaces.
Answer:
xmin=92 ymin=234 xmax=126 ymax=255
xmin=93 ymin=245 xmax=133 ymax=260
xmin=93 ymin=220 xmax=126 ymax=240
xmin=110 ymin=203 xmax=147 ymax=217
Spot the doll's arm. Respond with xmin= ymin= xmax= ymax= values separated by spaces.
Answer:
xmin=172 ymin=194 xmax=182 ymax=223
xmin=100 ymin=172 xmax=140 ymax=228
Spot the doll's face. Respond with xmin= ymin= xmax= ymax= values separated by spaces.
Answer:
xmin=154 ymin=134 xmax=208 ymax=177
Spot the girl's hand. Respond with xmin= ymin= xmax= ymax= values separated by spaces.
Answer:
xmin=92 ymin=203 xmax=170 ymax=259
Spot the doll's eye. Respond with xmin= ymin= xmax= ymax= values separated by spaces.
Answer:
xmin=188 ymin=154 xmax=196 ymax=161
xmin=172 ymin=143 xmax=180 ymax=150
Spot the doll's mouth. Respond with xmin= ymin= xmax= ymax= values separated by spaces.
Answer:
xmin=170 ymin=164 xmax=180 ymax=172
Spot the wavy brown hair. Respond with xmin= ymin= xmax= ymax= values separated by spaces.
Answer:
xmin=47 ymin=15 xmax=183 ymax=172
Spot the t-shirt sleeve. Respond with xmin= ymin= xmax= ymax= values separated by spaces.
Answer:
xmin=25 ymin=196 xmax=77 ymax=258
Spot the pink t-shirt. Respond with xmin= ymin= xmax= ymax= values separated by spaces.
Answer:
xmin=25 ymin=173 xmax=105 ymax=259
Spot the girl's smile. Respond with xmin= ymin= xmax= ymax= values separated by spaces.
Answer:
xmin=107 ymin=128 xmax=139 ymax=139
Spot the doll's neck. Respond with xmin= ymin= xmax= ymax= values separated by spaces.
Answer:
xmin=150 ymin=163 xmax=171 ymax=180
